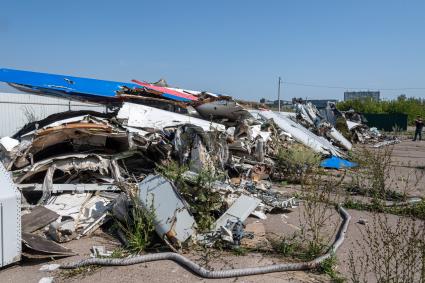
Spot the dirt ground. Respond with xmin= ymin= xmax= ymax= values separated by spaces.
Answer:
xmin=1 ymin=139 xmax=424 ymax=283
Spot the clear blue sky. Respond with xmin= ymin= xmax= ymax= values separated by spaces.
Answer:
xmin=1 ymin=0 xmax=424 ymax=101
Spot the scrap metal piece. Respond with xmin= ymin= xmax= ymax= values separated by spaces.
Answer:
xmin=244 ymin=182 xmax=298 ymax=210
xmin=328 ymin=127 xmax=353 ymax=151
xmin=22 ymin=206 xmax=59 ymax=233
xmin=22 ymin=233 xmax=74 ymax=258
xmin=18 ymin=183 xmax=119 ymax=193
xmin=198 ymin=195 xmax=260 ymax=246
xmin=117 ymin=102 xmax=225 ymax=132
xmin=45 ymin=193 xmax=115 ymax=241
xmin=214 ymin=195 xmax=260 ymax=231
xmin=91 ymin=246 xmax=112 ymax=258
xmin=250 ymin=109 xmax=343 ymax=157
xmin=372 ymin=139 xmax=401 ymax=148
xmin=138 ymin=174 xmax=196 ymax=247
xmin=132 ymin=79 xmax=198 ymax=101
xmin=194 ymin=99 xmax=251 ymax=121
xmin=0 ymin=68 xmax=166 ymax=102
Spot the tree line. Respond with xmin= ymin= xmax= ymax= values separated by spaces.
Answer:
xmin=336 ymin=95 xmax=425 ymax=125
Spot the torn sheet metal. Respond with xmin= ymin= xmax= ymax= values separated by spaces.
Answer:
xmin=213 ymin=195 xmax=260 ymax=231
xmin=0 ymin=68 xmax=143 ymax=102
xmin=244 ymin=182 xmax=298 ymax=210
xmin=372 ymin=139 xmax=401 ymax=148
xmin=22 ymin=206 xmax=59 ymax=233
xmin=295 ymin=102 xmax=352 ymax=151
xmin=22 ymin=233 xmax=74 ymax=258
xmin=45 ymin=193 xmax=92 ymax=219
xmin=117 ymin=102 xmax=225 ymax=132
xmin=45 ymin=193 xmax=114 ymax=242
xmin=328 ymin=127 xmax=353 ymax=151
xmin=16 ymin=154 xmax=112 ymax=183
xmin=0 ymin=68 xmax=195 ymax=103
xmin=346 ymin=120 xmax=362 ymax=130
xmin=132 ymin=79 xmax=198 ymax=102
xmin=250 ymin=110 xmax=343 ymax=157
xmin=15 ymin=154 xmax=115 ymax=204
xmin=138 ymin=174 xmax=196 ymax=247
xmin=19 ymin=114 xmax=111 ymax=139
xmin=0 ymin=136 xmax=19 ymax=152
xmin=12 ymin=110 xmax=115 ymax=140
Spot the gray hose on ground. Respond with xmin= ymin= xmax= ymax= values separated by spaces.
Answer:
xmin=60 ymin=205 xmax=351 ymax=278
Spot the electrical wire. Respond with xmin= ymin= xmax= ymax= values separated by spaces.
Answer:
xmin=282 ymin=81 xmax=425 ymax=91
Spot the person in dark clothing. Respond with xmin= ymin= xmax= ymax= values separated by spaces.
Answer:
xmin=413 ymin=116 xmax=424 ymax=141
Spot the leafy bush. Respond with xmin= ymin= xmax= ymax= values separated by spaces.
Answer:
xmin=157 ymin=161 xmax=223 ymax=232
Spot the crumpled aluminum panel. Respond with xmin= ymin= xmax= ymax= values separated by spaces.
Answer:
xmin=138 ymin=174 xmax=196 ymax=244
xmin=0 ymin=162 xmax=21 ymax=267
xmin=250 ymin=110 xmax=343 ymax=157
xmin=214 ymin=195 xmax=260 ymax=230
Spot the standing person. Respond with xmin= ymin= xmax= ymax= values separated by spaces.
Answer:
xmin=413 ymin=116 xmax=424 ymax=141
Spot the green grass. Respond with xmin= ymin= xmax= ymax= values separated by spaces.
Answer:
xmin=60 ymin=266 xmax=101 ymax=279
xmin=343 ymin=198 xmax=425 ymax=220
xmin=231 ymin=246 xmax=248 ymax=256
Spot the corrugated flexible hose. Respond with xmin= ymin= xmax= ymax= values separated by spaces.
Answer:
xmin=60 ymin=205 xmax=351 ymax=278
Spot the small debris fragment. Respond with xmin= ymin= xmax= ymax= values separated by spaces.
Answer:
xmin=38 ymin=277 xmax=54 ymax=283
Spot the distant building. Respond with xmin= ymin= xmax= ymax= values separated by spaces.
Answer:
xmin=344 ymin=91 xmax=380 ymax=101
xmin=305 ymin=99 xmax=338 ymax=110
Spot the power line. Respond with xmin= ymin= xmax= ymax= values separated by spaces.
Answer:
xmin=283 ymin=81 xmax=425 ymax=91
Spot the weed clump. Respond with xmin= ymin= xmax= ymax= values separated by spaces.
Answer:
xmin=349 ymin=213 xmax=425 ymax=283
xmin=348 ymin=145 xmax=393 ymax=199
xmin=116 ymin=195 xmax=156 ymax=254
xmin=276 ymin=144 xmax=321 ymax=183
xmin=320 ymin=254 xmax=345 ymax=283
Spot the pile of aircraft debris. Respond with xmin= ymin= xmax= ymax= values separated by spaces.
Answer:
xmin=0 ymin=68 xmax=390 ymax=264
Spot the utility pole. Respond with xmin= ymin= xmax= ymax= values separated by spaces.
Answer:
xmin=277 ymin=76 xmax=282 ymax=112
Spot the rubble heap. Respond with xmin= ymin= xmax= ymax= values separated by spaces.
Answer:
xmin=0 ymin=69 xmax=376 ymax=265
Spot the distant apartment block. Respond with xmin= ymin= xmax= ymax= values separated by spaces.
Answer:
xmin=344 ymin=91 xmax=380 ymax=101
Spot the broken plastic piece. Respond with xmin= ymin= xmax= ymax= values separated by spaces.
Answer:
xmin=320 ymin=156 xmax=357 ymax=169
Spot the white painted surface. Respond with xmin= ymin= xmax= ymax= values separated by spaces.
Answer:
xmin=0 ymin=162 xmax=21 ymax=267
xmin=117 ymin=102 xmax=225 ymax=132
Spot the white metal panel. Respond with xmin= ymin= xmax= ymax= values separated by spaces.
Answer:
xmin=0 ymin=93 xmax=107 ymax=137
xmin=117 ymin=102 xmax=225 ymax=132
xmin=0 ymin=162 xmax=21 ymax=267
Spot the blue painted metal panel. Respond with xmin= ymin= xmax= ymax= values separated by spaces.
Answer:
xmin=0 ymin=68 xmax=134 ymax=97
xmin=0 ymin=69 xmax=191 ymax=102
